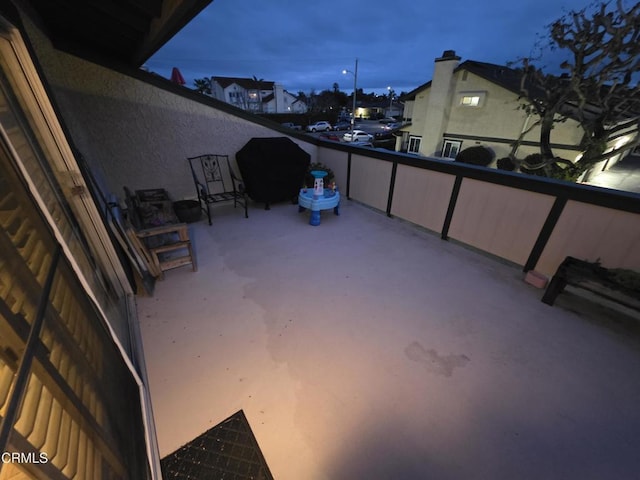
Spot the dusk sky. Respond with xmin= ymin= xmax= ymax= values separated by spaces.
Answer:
xmin=145 ymin=0 xmax=605 ymax=96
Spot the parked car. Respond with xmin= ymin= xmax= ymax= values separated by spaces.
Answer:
xmin=333 ymin=121 xmax=351 ymax=131
xmin=319 ymin=132 xmax=341 ymax=141
xmin=343 ymin=130 xmax=373 ymax=142
xmin=306 ymin=121 xmax=332 ymax=132
xmin=374 ymin=129 xmax=397 ymax=138
xmin=281 ymin=122 xmax=301 ymax=130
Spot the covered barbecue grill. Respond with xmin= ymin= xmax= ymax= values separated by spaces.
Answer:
xmin=236 ymin=137 xmax=311 ymax=209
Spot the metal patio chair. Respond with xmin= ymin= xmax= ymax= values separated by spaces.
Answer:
xmin=188 ymin=154 xmax=249 ymax=225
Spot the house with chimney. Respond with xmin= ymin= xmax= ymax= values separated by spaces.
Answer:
xmin=210 ymin=76 xmax=307 ymax=114
xmin=397 ymin=50 xmax=637 ymax=179
xmin=1 ymin=2 xmax=639 ymax=479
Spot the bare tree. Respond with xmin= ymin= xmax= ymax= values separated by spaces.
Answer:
xmin=514 ymin=0 xmax=640 ymax=178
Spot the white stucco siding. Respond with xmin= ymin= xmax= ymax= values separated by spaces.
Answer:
xmin=447 ymin=73 xmax=527 ymax=140
xmin=402 ymin=99 xmax=414 ymax=122
xmin=406 ymin=68 xmax=587 ymax=162
xmin=406 ymin=90 xmax=429 ymax=137
xmin=53 ymin=72 xmax=288 ymax=200
xmin=211 ymin=82 xmax=225 ymax=101
xmin=23 ymin=21 xmax=317 ymax=202
xmin=446 ymin=71 xmax=584 ymax=149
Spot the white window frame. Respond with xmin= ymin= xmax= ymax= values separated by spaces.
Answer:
xmin=457 ymin=91 xmax=486 ymax=107
xmin=461 ymin=95 xmax=480 ymax=106
xmin=442 ymin=139 xmax=462 ymax=159
xmin=408 ymin=136 xmax=421 ymax=153
xmin=0 ymin=23 xmax=161 ymax=477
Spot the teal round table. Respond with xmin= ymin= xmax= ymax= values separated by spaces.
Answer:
xmin=298 ymin=188 xmax=340 ymax=225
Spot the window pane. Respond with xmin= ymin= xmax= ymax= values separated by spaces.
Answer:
xmin=0 ymin=89 xmax=149 ymax=480
xmin=442 ymin=140 xmax=462 ymax=158
xmin=461 ymin=96 xmax=480 ymax=106
xmin=0 ymin=41 xmax=132 ymax=352
xmin=408 ymin=136 xmax=421 ymax=153
xmin=0 ymin=152 xmax=150 ymax=478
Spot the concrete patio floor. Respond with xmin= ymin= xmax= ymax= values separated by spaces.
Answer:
xmin=136 ymin=199 xmax=640 ymax=480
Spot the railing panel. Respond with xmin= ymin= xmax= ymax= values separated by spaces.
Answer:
xmin=349 ymin=154 xmax=393 ymax=212
xmin=536 ymin=200 xmax=640 ymax=276
xmin=315 ymin=143 xmax=640 ymax=276
xmin=448 ymin=179 xmax=555 ymax=266
xmin=316 ymin=147 xmax=348 ymax=192
xmin=391 ymin=165 xmax=455 ymax=233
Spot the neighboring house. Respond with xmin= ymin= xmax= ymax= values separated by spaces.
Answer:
xmin=348 ymin=100 xmax=404 ymax=121
xmin=211 ymin=76 xmax=307 ymax=113
xmin=261 ymin=91 xmax=307 ymax=114
xmin=397 ymin=50 xmax=637 ymax=178
xmin=0 ymin=2 xmax=637 ymax=479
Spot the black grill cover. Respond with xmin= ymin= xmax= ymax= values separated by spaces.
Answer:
xmin=236 ymin=137 xmax=311 ymax=206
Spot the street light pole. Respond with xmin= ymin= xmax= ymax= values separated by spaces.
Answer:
xmin=343 ymin=58 xmax=358 ymax=140
xmin=352 ymin=59 xmax=358 ymax=134
xmin=387 ymin=86 xmax=393 ymax=116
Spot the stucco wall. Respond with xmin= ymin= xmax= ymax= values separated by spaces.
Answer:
xmin=23 ymin=19 xmax=317 ymax=204
xmin=409 ymin=90 xmax=429 ymax=141
xmin=407 ymin=69 xmax=585 ymax=162
xmin=447 ymin=72 xmax=525 ymax=140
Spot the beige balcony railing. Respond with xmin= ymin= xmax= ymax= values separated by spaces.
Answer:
xmin=315 ymin=141 xmax=640 ymax=279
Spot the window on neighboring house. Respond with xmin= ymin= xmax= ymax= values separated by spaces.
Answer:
xmin=442 ymin=139 xmax=462 ymax=158
xmin=458 ymin=91 xmax=486 ymax=107
xmin=461 ymin=95 xmax=480 ymax=106
xmin=229 ymin=91 xmax=244 ymax=102
xmin=408 ymin=136 xmax=421 ymax=153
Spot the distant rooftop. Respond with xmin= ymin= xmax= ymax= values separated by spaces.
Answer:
xmin=213 ymin=76 xmax=276 ymax=90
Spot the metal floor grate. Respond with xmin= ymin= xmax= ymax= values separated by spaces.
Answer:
xmin=160 ymin=410 xmax=274 ymax=480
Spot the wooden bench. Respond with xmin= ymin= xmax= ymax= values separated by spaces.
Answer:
xmin=542 ymin=256 xmax=640 ymax=314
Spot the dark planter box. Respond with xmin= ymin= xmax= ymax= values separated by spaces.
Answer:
xmin=173 ymin=200 xmax=201 ymax=223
